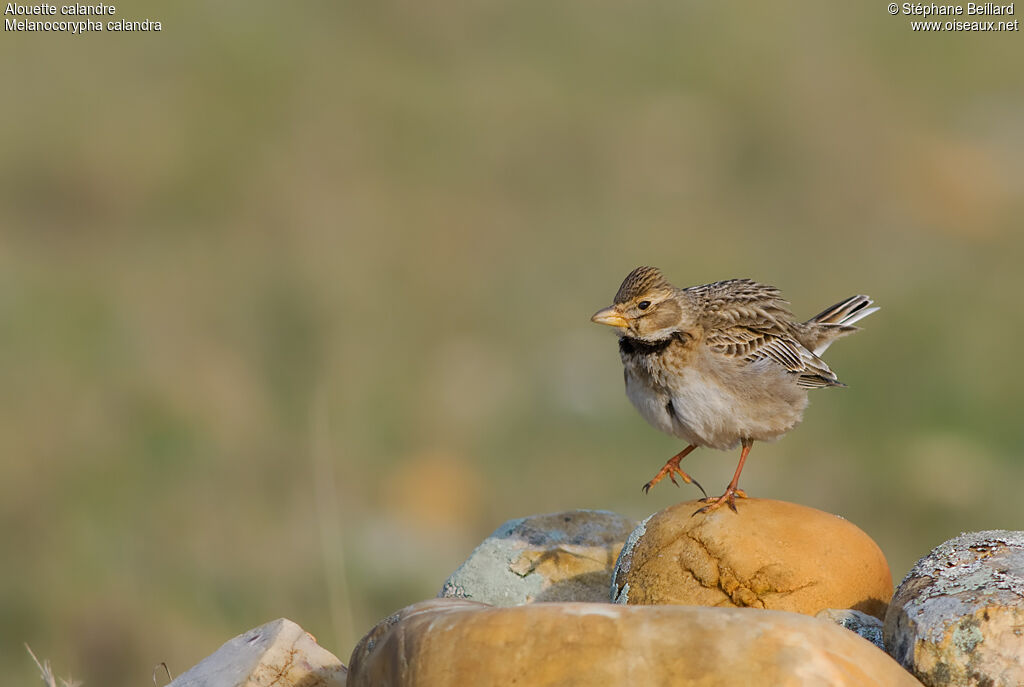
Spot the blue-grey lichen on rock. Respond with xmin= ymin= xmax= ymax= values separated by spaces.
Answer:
xmin=816 ymin=608 xmax=885 ymax=650
xmin=439 ymin=509 xmax=636 ymax=605
xmin=884 ymin=530 xmax=1024 ymax=687
xmin=611 ymin=513 xmax=652 ymax=604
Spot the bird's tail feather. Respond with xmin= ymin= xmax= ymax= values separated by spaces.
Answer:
xmin=805 ymin=295 xmax=878 ymax=355
xmin=809 ymin=295 xmax=878 ymax=327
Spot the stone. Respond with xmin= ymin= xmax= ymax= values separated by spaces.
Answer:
xmin=884 ymin=530 xmax=1024 ymax=687
xmin=818 ymin=608 xmax=885 ymax=650
xmin=347 ymin=599 xmax=921 ymax=686
xmin=438 ymin=509 xmax=636 ymax=605
xmin=167 ymin=618 xmax=347 ymax=687
xmin=612 ymin=498 xmax=892 ymax=619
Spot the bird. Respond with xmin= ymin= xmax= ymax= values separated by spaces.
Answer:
xmin=591 ymin=266 xmax=878 ymax=514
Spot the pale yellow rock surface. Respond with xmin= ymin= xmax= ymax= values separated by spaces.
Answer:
xmin=612 ymin=498 xmax=893 ymax=619
xmin=167 ymin=618 xmax=347 ymax=687
xmin=347 ymin=599 xmax=921 ymax=686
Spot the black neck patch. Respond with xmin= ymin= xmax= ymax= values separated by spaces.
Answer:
xmin=619 ymin=332 xmax=685 ymax=356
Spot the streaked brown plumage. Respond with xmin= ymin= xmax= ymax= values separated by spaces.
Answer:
xmin=592 ymin=266 xmax=878 ymax=514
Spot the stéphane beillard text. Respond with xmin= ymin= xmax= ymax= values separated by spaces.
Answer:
xmin=902 ymin=3 xmax=1015 ymax=14
xmin=5 ymin=3 xmax=115 ymax=15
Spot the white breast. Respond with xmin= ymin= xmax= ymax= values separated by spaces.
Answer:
xmin=660 ymin=367 xmax=744 ymax=449
xmin=625 ymin=360 xmax=806 ymax=451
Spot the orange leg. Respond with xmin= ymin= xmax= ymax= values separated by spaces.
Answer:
xmin=642 ymin=444 xmax=706 ymax=498
xmin=694 ymin=439 xmax=753 ymax=515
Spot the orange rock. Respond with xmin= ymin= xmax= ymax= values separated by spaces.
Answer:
xmin=348 ymin=599 xmax=921 ymax=686
xmin=612 ymin=498 xmax=892 ymax=619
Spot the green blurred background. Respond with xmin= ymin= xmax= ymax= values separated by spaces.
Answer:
xmin=3 ymin=1 xmax=1023 ymax=683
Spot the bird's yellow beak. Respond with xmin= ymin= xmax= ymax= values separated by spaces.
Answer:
xmin=591 ymin=306 xmax=629 ymax=328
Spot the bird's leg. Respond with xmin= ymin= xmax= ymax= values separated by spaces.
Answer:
xmin=694 ymin=439 xmax=753 ymax=515
xmin=642 ymin=444 xmax=705 ymax=497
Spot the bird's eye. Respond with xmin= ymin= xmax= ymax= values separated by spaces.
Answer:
xmin=637 ymin=301 xmax=651 ymax=311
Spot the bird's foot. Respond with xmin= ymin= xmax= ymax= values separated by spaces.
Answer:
xmin=642 ymin=454 xmax=706 ymax=498
xmin=693 ymin=487 xmax=748 ymax=515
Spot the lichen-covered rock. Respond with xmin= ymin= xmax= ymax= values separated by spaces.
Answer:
xmin=884 ymin=530 xmax=1024 ymax=687
xmin=817 ymin=608 xmax=885 ymax=650
xmin=439 ymin=509 xmax=636 ymax=605
xmin=167 ymin=618 xmax=347 ymax=687
xmin=348 ymin=598 xmax=921 ymax=686
xmin=612 ymin=498 xmax=892 ymax=619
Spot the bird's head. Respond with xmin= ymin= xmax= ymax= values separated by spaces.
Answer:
xmin=591 ymin=266 xmax=686 ymax=342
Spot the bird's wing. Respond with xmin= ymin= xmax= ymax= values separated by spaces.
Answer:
xmin=689 ymin=279 xmax=843 ymax=388
xmin=687 ymin=279 xmax=794 ymax=330
xmin=705 ymin=326 xmax=843 ymax=388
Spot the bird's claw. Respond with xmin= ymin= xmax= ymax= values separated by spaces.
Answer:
xmin=690 ymin=475 xmax=707 ymax=499
xmin=691 ymin=487 xmax=746 ymax=516
xmin=641 ymin=465 xmax=706 ymax=499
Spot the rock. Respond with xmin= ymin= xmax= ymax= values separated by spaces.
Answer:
xmin=438 ymin=509 xmax=636 ymax=605
xmin=884 ymin=530 xmax=1024 ymax=687
xmin=347 ymin=598 xmax=921 ymax=686
xmin=167 ymin=618 xmax=347 ymax=687
xmin=818 ymin=608 xmax=885 ymax=650
xmin=612 ymin=498 xmax=892 ymax=619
